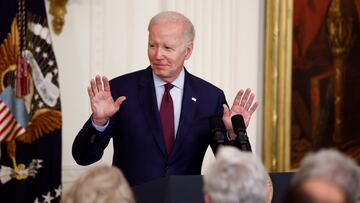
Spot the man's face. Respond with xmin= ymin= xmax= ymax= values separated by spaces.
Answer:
xmin=148 ymin=21 xmax=193 ymax=83
xmin=302 ymin=179 xmax=346 ymax=203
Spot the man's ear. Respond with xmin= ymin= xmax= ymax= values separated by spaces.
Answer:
xmin=204 ymin=192 xmax=212 ymax=203
xmin=184 ymin=42 xmax=193 ymax=60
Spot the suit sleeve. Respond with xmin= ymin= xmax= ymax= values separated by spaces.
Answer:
xmin=72 ymin=117 xmax=113 ymax=165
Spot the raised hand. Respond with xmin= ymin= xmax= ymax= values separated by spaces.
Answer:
xmin=87 ymin=75 xmax=126 ymax=126
xmin=222 ymin=88 xmax=258 ymax=138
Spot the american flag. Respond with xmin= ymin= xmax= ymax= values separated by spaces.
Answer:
xmin=0 ymin=0 xmax=62 ymax=202
xmin=0 ymin=98 xmax=26 ymax=143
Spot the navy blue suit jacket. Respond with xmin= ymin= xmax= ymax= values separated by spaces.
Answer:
xmin=72 ymin=67 xmax=226 ymax=186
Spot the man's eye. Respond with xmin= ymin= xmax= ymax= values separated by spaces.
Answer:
xmin=148 ymin=44 xmax=155 ymax=48
xmin=165 ymin=46 xmax=173 ymax=50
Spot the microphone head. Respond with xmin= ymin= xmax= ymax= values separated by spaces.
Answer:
xmin=231 ymin=114 xmax=246 ymax=133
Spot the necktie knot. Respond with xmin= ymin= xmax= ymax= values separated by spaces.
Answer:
xmin=164 ymin=83 xmax=174 ymax=93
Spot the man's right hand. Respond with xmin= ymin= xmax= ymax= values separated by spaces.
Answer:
xmin=87 ymin=75 xmax=126 ymax=126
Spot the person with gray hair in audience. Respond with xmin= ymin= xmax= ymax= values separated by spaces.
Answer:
xmin=61 ymin=165 xmax=135 ymax=203
xmin=203 ymin=146 xmax=269 ymax=203
xmin=288 ymin=149 xmax=360 ymax=203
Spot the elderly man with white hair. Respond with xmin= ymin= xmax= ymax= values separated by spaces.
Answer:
xmin=203 ymin=146 xmax=269 ymax=203
xmin=289 ymin=149 xmax=360 ymax=203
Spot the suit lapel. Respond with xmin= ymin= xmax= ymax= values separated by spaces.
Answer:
xmin=138 ymin=67 xmax=167 ymax=157
xmin=170 ymin=71 xmax=198 ymax=158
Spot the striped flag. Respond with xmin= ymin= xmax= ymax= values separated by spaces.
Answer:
xmin=0 ymin=98 xmax=26 ymax=143
xmin=0 ymin=0 xmax=62 ymax=202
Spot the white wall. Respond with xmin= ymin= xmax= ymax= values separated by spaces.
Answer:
xmin=47 ymin=0 xmax=264 ymax=191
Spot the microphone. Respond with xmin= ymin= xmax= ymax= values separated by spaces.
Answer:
xmin=209 ymin=116 xmax=227 ymax=150
xmin=231 ymin=114 xmax=251 ymax=151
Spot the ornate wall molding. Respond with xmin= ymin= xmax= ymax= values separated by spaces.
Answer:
xmin=49 ymin=0 xmax=68 ymax=35
xmin=89 ymin=0 xmax=105 ymax=77
xmin=263 ymin=0 xmax=293 ymax=171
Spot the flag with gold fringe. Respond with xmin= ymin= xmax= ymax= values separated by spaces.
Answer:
xmin=0 ymin=0 xmax=62 ymax=202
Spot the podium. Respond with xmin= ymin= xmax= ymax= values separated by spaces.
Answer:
xmin=133 ymin=173 xmax=294 ymax=203
xmin=269 ymin=172 xmax=294 ymax=203
xmin=133 ymin=175 xmax=203 ymax=203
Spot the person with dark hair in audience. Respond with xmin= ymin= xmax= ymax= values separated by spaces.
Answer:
xmin=61 ymin=165 xmax=135 ymax=203
xmin=282 ymin=149 xmax=360 ymax=203
xmin=203 ymin=146 xmax=269 ymax=203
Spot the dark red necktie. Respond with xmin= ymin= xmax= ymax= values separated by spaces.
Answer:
xmin=160 ymin=83 xmax=174 ymax=155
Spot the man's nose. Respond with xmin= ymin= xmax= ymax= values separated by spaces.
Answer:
xmin=154 ymin=48 xmax=164 ymax=59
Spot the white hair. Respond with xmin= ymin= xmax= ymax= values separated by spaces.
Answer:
xmin=292 ymin=149 xmax=360 ymax=203
xmin=148 ymin=11 xmax=195 ymax=43
xmin=203 ymin=146 xmax=268 ymax=203
xmin=61 ymin=165 xmax=135 ymax=203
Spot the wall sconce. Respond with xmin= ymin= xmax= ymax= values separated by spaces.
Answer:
xmin=48 ymin=0 xmax=68 ymax=35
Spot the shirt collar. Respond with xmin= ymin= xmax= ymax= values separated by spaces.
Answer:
xmin=153 ymin=68 xmax=185 ymax=90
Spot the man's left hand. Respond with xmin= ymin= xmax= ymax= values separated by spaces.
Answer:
xmin=222 ymin=88 xmax=258 ymax=139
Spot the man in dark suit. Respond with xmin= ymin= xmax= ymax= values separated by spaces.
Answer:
xmin=72 ymin=11 xmax=258 ymax=186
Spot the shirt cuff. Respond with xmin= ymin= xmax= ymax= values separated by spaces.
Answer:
xmin=91 ymin=119 xmax=109 ymax=132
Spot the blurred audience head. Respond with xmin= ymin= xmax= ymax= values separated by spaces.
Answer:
xmin=282 ymin=183 xmax=320 ymax=203
xmin=290 ymin=149 xmax=360 ymax=203
xmin=61 ymin=165 xmax=135 ymax=203
xmin=203 ymin=146 xmax=268 ymax=203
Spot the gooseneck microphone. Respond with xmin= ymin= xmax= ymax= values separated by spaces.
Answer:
xmin=209 ymin=116 xmax=227 ymax=152
xmin=231 ymin=114 xmax=252 ymax=151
